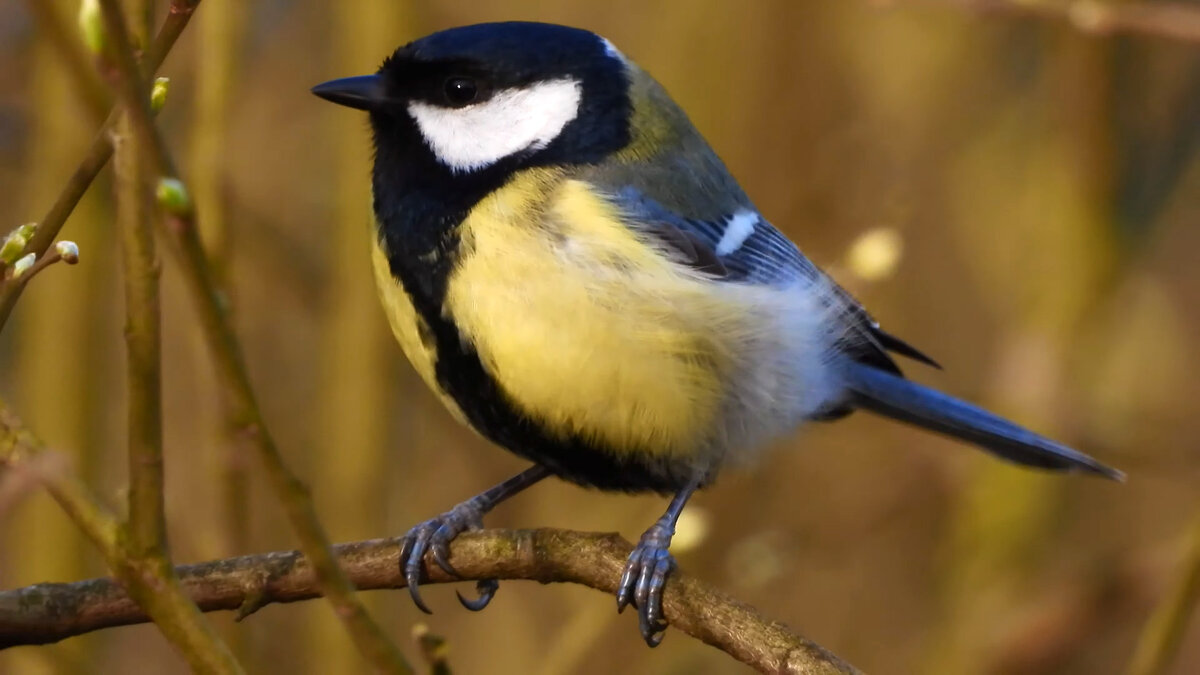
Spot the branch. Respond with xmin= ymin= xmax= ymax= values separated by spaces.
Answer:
xmin=0 ymin=529 xmax=859 ymax=675
xmin=187 ymin=4 xmax=251 ymax=659
xmin=0 ymin=0 xmax=200 ymax=331
xmin=98 ymin=0 xmax=167 ymax=561
xmin=0 ymin=400 xmax=242 ymax=673
xmin=11 ymin=0 xmax=408 ymax=670
xmin=155 ymin=92 xmax=417 ymax=675
xmin=83 ymin=3 xmax=411 ymax=671
xmin=880 ymin=0 xmax=1200 ymax=44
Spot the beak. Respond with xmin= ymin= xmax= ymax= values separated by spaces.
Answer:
xmin=311 ymin=75 xmax=382 ymax=110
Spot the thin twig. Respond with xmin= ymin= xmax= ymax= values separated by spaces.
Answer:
xmin=87 ymin=2 xmax=411 ymax=670
xmin=97 ymin=0 xmax=175 ymax=176
xmin=8 ymin=1 xmax=405 ymax=663
xmin=301 ymin=0 xmax=406 ymax=669
xmin=0 ymin=400 xmax=243 ymax=674
xmin=0 ymin=246 xmax=77 ymax=290
xmin=3 ymin=1 xmax=240 ymax=669
xmin=164 ymin=228 xmax=414 ymax=675
xmin=0 ymin=529 xmax=860 ymax=675
xmin=876 ymin=0 xmax=1200 ymax=44
xmin=0 ymin=0 xmax=201 ymax=331
xmin=1126 ymin=510 xmax=1200 ymax=675
xmin=98 ymin=0 xmax=167 ymax=562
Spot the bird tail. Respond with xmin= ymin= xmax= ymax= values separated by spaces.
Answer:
xmin=841 ymin=361 xmax=1124 ymax=481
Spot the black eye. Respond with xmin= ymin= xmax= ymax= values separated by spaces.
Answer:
xmin=443 ymin=77 xmax=478 ymax=106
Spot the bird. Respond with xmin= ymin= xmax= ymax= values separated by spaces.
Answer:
xmin=311 ymin=21 xmax=1122 ymax=646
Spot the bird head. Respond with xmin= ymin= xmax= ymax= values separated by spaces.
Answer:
xmin=313 ymin=22 xmax=633 ymax=175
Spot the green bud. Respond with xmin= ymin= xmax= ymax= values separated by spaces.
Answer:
xmin=10 ymin=253 xmax=36 ymax=279
xmin=150 ymin=77 xmax=170 ymax=113
xmin=155 ymin=177 xmax=192 ymax=216
xmin=14 ymin=222 xmax=37 ymax=240
xmin=55 ymin=241 xmax=81 ymax=264
xmin=0 ymin=232 xmax=28 ymax=265
xmin=78 ymin=0 xmax=105 ymax=55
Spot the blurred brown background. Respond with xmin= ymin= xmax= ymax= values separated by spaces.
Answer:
xmin=1 ymin=1 xmax=1198 ymax=673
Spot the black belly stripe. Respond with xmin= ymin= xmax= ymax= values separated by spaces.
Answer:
xmin=367 ymin=99 xmax=699 ymax=493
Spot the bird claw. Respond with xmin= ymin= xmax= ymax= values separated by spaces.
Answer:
xmin=398 ymin=499 xmax=499 ymax=613
xmin=616 ymin=522 xmax=675 ymax=647
xmin=400 ymin=524 xmax=435 ymax=614
xmin=456 ymin=579 xmax=499 ymax=611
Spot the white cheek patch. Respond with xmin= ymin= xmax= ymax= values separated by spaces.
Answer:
xmin=407 ymin=78 xmax=583 ymax=173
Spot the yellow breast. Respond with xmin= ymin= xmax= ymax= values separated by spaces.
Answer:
xmin=444 ymin=173 xmax=742 ymax=457
xmin=370 ymin=239 xmax=470 ymax=426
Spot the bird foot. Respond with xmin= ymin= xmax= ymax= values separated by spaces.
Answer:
xmin=398 ymin=499 xmax=499 ymax=613
xmin=616 ymin=521 xmax=676 ymax=647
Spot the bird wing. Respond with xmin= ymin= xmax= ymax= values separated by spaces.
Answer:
xmin=609 ymin=185 xmax=816 ymax=285
xmin=604 ymin=185 xmax=938 ymax=374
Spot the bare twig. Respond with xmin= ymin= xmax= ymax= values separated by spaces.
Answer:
xmin=159 ymin=110 xmax=418 ymax=675
xmin=0 ymin=0 xmax=200 ymax=331
xmin=98 ymin=0 xmax=167 ymax=562
xmin=10 ymin=0 xmax=405 ymax=668
xmin=0 ymin=400 xmax=243 ymax=674
xmin=877 ymin=0 xmax=1200 ymax=44
xmin=86 ymin=2 xmax=410 ymax=670
xmin=0 ymin=243 xmax=79 ymax=289
xmin=0 ymin=529 xmax=859 ymax=675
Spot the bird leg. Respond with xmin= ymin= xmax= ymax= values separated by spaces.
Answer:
xmin=616 ymin=476 xmax=701 ymax=646
xmin=399 ymin=464 xmax=549 ymax=613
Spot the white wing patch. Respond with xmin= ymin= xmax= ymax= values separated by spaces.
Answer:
xmin=407 ymin=78 xmax=583 ymax=173
xmin=715 ymin=209 xmax=758 ymax=256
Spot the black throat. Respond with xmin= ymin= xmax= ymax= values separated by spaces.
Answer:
xmin=369 ymin=109 xmax=512 ymax=305
xmin=369 ymin=46 xmax=632 ymax=301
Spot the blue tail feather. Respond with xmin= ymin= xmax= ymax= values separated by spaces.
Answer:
xmin=842 ymin=362 xmax=1123 ymax=481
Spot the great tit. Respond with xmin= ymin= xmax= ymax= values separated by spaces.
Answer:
xmin=312 ymin=21 xmax=1122 ymax=646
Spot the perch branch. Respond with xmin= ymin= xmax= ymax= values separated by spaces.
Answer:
xmin=0 ymin=529 xmax=859 ymax=675
xmin=16 ymin=0 xmax=408 ymax=670
xmin=0 ymin=400 xmax=242 ymax=673
xmin=85 ymin=2 xmax=410 ymax=670
xmin=879 ymin=0 xmax=1200 ymax=44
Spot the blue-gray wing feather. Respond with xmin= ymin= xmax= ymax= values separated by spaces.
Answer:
xmin=607 ymin=185 xmax=939 ymax=372
xmin=611 ymin=186 xmax=816 ymax=285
